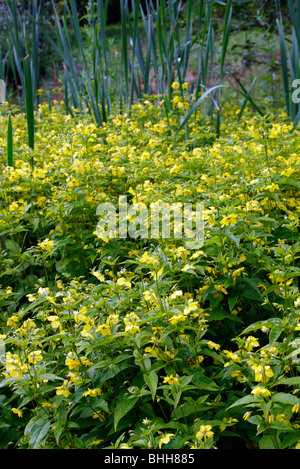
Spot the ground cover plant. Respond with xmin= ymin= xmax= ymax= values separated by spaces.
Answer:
xmin=0 ymin=0 xmax=300 ymax=451
xmin=1 ymin=98 xmax=300 ymax=449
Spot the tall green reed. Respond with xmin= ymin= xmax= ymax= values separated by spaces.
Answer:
xmin=5 ymin=0 xmax=41 ymax=108
xmin=275 ymin=0 xmax=300 ymax=128
xmin=24 ymin=55 xmax=35 ymax=171
xmin=9 ymin=0 xmax=264 ymax=139
xmin=7 ymin=112 xmax=13 ymax=167
xmin=36 ymin=0 xmax=229 ymax=134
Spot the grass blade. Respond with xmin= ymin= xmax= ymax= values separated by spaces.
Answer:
xmin=7 ymin=112 xmax=13 ymax=167
xmin=276 ymin=16 xmax=291 ymax=118
xmin=237 ymin=77 xmax=257 ymax=121
xmin=176 ymin=84 xmax=224 ymax=136
xmin=23 ymin=55 xmax=35 ymax=152
xmin=0 ymin=79 xmax=5 ymax=103
xmin=120 ymin=0 xmax=129 ymax=105
xmin=292 ymin=107 xmax=300 ymax=130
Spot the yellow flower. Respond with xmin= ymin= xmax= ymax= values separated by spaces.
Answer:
xmin=90 ymin=440 xmax=103 ymax=447
xmin=150 ymin=267 xmax=164 ymax=280
xmin=47 ymin=315 xmax=60 ymax=329
xmin=106 ymin=313 xmax=119 ymax=325
xmin=292 ymin=404 xmax=300 ymax=414
xmin=56 ymin=381 xmax=71 ymax=398
xmin=245 ymin=336 xmax=260 ymax=352
xmin=223 ymin=350 xmax=241 ymax=366
xmin=158 ymin=433 xmax=175 ymax=448
xmin=196 ymin=425 xmax=214 ymax=441
xmin=26 ymin=294 xmax=36 ymax=302
xmin=92 ymin=271 xmax=105 ymax=282
xmin=243 ymin=412 xmax=251 ymax=421
xmin=144 ymin=346 xmax=159 ymax=358
xmin=38 ymin=238 xmax=54 ymax=252
xmin=252 ymin=364 xmax=274 ymax=384
xmin=95 ymin=324 xmax=111 ymax=336
xmin=169 ymin=313 xmax=187 ymax=325
xmin=163 ymin=374 xmax=180 ymax=386
xmin=265 ymin=183 xmax=279 ymax=193
xmin=139 ymin=252 xmax=159 ymax=265
xmin=12 ymin=408 xmax=23 ymax=418
xmin=232 ymin=267 xmax=245 ymax=278
xmin=28 ymin=350 xmax=43 ymax=365
xmin=7 ymin=315 xmax=18 ymax=327
xmin=207 ymin=341 xmax=220 ymax=350
xmin=143 ymin=290 xmax=156 ymax=302
xmin=41 ymin=402 xmax=57 ymax=409
xmin=169 ymin=289 xmax=183 ymax=300
xmin=81 ymin=330 xmax=94 ymax=340
xmin=171 ymin=81 xmax=180 ymax=90
xmin=65 ymin=355 xmax=81 ymax=371
xmin=184 ymin=300 xmax=199 ymax=315
xmin=82 ymin=388 xmax=102 ymax=397
xmin=219 ymin=417 xmax=238 ymax=432
xmin=125 ymin=323 xmax=140 ymax=334
xmin=120 ymin=443 xmax=132 ymax=449
xmin=116 ymin=277 xmax=132 ymax=288
xmin=251 ymin=386 xmax=271 ymax=397
xmin=214 ymin=284 xmax=227 ymax=295
xmin=181 ymin=264 xmax=195 ymax=272
xmin=220 ymin=214 xmax=238 ymax=227
xmin=249 ymin=126 xmax=261 ymax=139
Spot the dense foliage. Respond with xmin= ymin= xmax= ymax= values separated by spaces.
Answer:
xmin=0 ymin=95 xmax=300 ymax=449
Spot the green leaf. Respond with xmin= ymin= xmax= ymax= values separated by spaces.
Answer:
xmin=237 ymin=77 xmax=257 ymax=122
xmin=238 ymin=278 xmax=263 ymax=301
xmin=238 ymin=318 xmax=281 ymax=337
xmin=176 ymin=85 xmax=224 ymax=136
xmin=259 ymin=434 xmax=278 ymax=449
xmin=227 ymin=395 xmax=261 ymax=410
xmin=172 ymin=395 xmax=209 ymax=420
xmin=277 ymin=377 xmax=300 ymax=387
xmin=144 ymin=370 xmax=158 ymax=401
xmin=23 ymin=55 xmax=35 ymax=152
xmin=281 ymin=432 xmax=300 ymax=449
xmin=207 ymin=308 xmax=242 ymax=322
xmin=25 ymin=417 xmax=51 ymax=448
xmin=114 ymin=396 xmax=138 ymax=430
xmin=269 ymin=324 xmax=284 ymax=345
xmin=272 ymin=393 xmax=300 ymax=406
xmin=228 ymin=296 xmax=238 ymax=312
xmin=38 ymin=373 xmax=64 ymax=381
xmin=191 ymin=371 xmax=220 ymax=391
xmin=7 ymin=112 xmax=13 ymax=167
xmin=53 ymin=423 xmax=64 ymax=446
xmin=0 ymin=78 xmax=5 ymax=103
